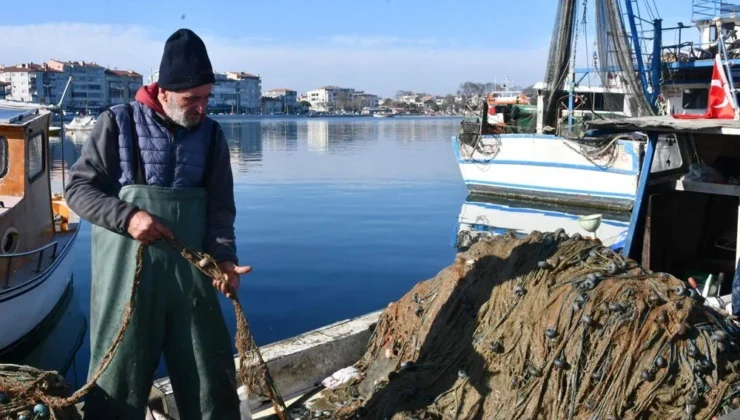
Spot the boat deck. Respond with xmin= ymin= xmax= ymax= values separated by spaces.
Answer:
xmin=1 ymin=223 xmax=78 ymax=290
xmin=0 ymin=196 xmax=23 ymax=216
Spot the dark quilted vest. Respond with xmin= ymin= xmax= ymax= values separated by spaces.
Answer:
xmin=109 ymin=101 xmax=216 ymax=188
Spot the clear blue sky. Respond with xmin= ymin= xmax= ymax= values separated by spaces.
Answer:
xmin=0 ymin=0 xmax=699 ymax=96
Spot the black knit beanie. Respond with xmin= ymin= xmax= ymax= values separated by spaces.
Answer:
xmin=158 ymin=28 xmax=215 ymax=91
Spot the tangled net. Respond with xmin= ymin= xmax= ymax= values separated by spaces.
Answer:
xmin=0 ymin=237 xmax=288 ymax=420
xmin=312 ymin=231 xmax=740 ymax=419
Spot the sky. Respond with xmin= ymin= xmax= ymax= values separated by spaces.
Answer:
xmin=0 ymin=0 xmax=696 ymax=97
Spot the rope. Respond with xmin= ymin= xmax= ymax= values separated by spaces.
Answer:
xmin=0 ymin=237 xmax=288 ymax=420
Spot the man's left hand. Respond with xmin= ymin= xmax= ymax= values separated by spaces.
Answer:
xmin=216 ymin=261 xmax=252 ymax=299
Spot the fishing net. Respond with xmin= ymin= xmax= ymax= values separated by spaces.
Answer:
xmin=595 ymin=0 xmax=656 ymax=118
xmin=542 ymin=0 xmax=578 ymax=130
xmin=0 ymin=366 xmax=80 ymax=420
xmin=310 ymin=231 xmax=740 ymax=419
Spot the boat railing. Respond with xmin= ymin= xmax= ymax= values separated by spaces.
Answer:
xmin=0 ymin=241 xmax=58 ymax=289
xmin=692 ymin=0 xmax=740 ymax=23
xmin=661 ymin=17 xmax=740 ymax=64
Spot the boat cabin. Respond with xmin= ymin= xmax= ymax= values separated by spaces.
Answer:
xmin=0 ymin=104 xmax=79 ymax=357
xmin=588 ymin=115 xmax=740 ymax=313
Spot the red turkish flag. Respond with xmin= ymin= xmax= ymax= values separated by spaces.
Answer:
xmin=673 ymin=54 xmax=737 ymax=119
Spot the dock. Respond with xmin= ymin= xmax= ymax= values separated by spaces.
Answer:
xmin=148 ymin=311 xmax=381 ymax=419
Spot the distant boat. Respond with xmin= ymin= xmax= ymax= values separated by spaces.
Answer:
xmin=49 ymin=126 xmax=61 ymax=136
xmin=373 ymin=111 xmax=396 ymax=118
xmin=63 ymin=115 xmax=96 ymax=131
xmin=0 ymin=105 xmax=79 ymax=354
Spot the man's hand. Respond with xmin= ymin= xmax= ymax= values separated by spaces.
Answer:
xmin=126 ymin=210 xmax=174 ymax=245
xmin=216 ymin=261 xmax=252 ymax=299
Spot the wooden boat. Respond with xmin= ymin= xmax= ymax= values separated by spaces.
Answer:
xmin=0 ymin=105 xmax=79 ymax=356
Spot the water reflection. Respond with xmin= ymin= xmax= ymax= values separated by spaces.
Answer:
xmin=223 ymin=121 xmax=263 ymax=174
xmin=306 ymin=119 xmax=329 ymax=153
xmin=454 ymin=195 xmax=630 ymax=251
xmin=4 ymin=283 xmax=88 ymax=389
xmin=49 ymin=134 xmax=86 ymax=192
xmin=261 ymin=120 xmax=298 ymax=152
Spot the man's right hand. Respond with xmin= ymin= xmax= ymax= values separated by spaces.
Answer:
xmin=126 ymin=210 xmax=174 ymax=245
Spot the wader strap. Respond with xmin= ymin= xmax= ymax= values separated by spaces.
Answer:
xmin=125 ymin=103 xmax=146 ymax=185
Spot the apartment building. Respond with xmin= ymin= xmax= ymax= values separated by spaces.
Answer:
xmin=306 ymin=86 xmax=356 ymax=112
xmin=46 ymin=59 xmax=107 ymax=114
xmin=225 ymin=72 xmax=261 ymax=114
xmin=0 ymin=63 xmax=69 ymax=106
xmin=352 ymin=91 xmax=380 ymax=109
xmin=261 ymin=96 xmax=283 ymax=114
xmin=305 ymin=86 xmax=381 ymax=112
xmin=264 ymin=88 xmax=298 ymax=113
xmin=104 ymin=69 xmax=143 ymax=106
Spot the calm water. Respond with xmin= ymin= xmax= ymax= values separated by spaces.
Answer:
xmin=34 ymin=116 xmax=470 ymax=386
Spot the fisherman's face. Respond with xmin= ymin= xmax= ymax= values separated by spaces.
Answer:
xmin=160 ymin=83 xmax=212 ymax=128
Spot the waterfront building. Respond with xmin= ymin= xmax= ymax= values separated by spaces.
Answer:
xmin=46 ymin=59 xmax=107 ymax=114
xmin=265 ymin=88 xmax=298 ymax=114
xmin=0 ymin=63 xmax=68 ymax=107
xmin=261 ymin=96 xmax=283 ymax=114
xmin=104 ymin=69 xmax=143 ymax=107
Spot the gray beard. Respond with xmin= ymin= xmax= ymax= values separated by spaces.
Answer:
xmin=164 ymin=100 xmax=199 ymax=128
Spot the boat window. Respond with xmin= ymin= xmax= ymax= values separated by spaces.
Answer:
xmin=27 ymin=132 xmax=44 ymax=182
xmin=0 ymin=137 xmax=7 ymax=179
xmin=1 ymin=228 xmax=19 ymax=254
xmin=683 ymin=88 xmax=709 ymax=110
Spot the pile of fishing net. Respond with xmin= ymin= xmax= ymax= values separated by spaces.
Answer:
xmin=311 ymin=230 xmax=740 ymax=419
xmin=0 ymin=365 xmax=80 ymax=419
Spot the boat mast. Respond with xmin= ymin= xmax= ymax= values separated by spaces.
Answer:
xmin=57 ymin=76 xmax=73 ymax=191
xmin=567 ymin=0 xmax=580 ymax=132
xmin=624 ymin=0 xmax=663 ymax=113
xmin=624 ymin=1 xmax=649 ymax=99
xmin=650 ymin=18 xmax=662 ymax=111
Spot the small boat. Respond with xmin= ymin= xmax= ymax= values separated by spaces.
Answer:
xmin=373 ymin=111 xmax=396 ymax=118
xmin=0 ymin=104 xmax=79 ymax=355
xmin=63 ymin=115 xmax=96 ymax=131
xmin=49 ymin=126 xmax=61 ymax=136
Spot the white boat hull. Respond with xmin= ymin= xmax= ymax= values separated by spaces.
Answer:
xmin=0 ymin=234 xmax=77 ymax=352
xmin=452 ymin=134 xmax=644 ymax=211
xmin=64 ymin=115 xmax=96 ymax=131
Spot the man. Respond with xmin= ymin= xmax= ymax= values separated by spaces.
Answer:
xmin=65 ymin=28 xmax=249 ymax=420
